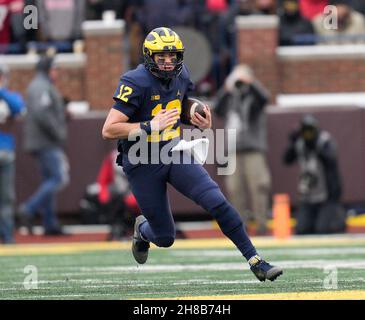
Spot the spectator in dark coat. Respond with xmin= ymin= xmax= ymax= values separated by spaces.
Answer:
xmin=279 ymin=0 xmax=315 ymax=46
xmin=19 ymin=55 xmax=70 ymax=236
xmin=352 ymin=0 xmax=365 ymax=15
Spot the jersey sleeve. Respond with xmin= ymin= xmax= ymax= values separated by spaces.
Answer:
xmin=112 ymin=77 xmax=142 ymax=118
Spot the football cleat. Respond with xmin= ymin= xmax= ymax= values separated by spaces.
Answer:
xmin=132 ymin=215 xmax=150 ymax=264
xmin=249 ymin=255 xmax=283 ymax=282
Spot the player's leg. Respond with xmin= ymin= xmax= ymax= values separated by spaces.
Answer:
xmin=168 ymin=153 xmax=282 ymax=281
xmin=168 ymin=157 xmax=256 ymax=259
xmin=126 ymin=164 xmax=176 ymax=249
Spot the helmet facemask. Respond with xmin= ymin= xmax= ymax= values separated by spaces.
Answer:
xmin=144 ymin=50 xmax=184 ymax=80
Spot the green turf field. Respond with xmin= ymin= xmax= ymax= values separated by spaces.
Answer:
xmin=0 ymin=236 xmax=365 ymax=300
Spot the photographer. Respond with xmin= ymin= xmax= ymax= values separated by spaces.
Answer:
xmin=214 ymin=64 xmax=272 ymax=235
xmin=283 ymin=115 xmax=346 ymax=234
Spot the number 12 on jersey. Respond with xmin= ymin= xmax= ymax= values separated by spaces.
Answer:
xmin=150 ymin=99 xmax=181 ymax=142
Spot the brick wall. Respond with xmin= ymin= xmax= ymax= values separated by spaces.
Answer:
xmin=278 ymin=51 xmax=365 ymax=94
xmin=83 ymin=20 xmax=125 ymax=110
xmin=236 ymin=16 xmax=279 ymax=101
xmin=5 ymin=55 xmax=86 ymax=102
xmin=236 ymin=15 xmax=365 ymax=99
xmin=2 ymin=20 xmax=125 ymax=110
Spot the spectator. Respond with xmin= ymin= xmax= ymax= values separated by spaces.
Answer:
xmin=279 ymin=0 xmax=315 ymax=46
xmin=19 ymin=55 xmax=70 ymax=236
xmin=352 ymin=0 xmax=365 ymax=16
xmin=138 ymin=0 xmax=183 ymax=36
xmin=214 ymin=65 xmax=272 ymax=235
xmin=85 ymin=0 xmax=130 ymax=20
xmin=36 ymin=0 xmax=85 ymax=45
xmin=283 ymin=115 xmax=346 ymax=234
xmin=312 ymin=0 xmax=365 ymax=44
xmin=0 ymin=0 xmax=25 ymax=53
xmin=196 ymin=0 xmax=234 ymax=92
xmin=299 ymin=0 xmax=328 ymax=20
xmin=0 ymin=64 xmax=25 ymax=244
xmin=231 ymin=0 xmax=255 ymax=16
xmin=96 ymin=149 xmax=139 ymax=240
xmin=254 ymin=0 xmax=277 ymax=14
xmin=207 ymin=0 xmax=228 ymax=12
xmin=123 ymin=1 xmax=145 ymax=69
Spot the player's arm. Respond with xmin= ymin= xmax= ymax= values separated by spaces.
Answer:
xmin=103 ymin=77 xmax=180 ymax=140
xmin=102 ymin=108 xmax=139 ymax=140
xmin=102 ymin=107 xmax=180 ymax=140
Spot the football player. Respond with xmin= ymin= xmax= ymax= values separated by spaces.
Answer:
xmin=102 ymin=27 xmax=283 ymax=282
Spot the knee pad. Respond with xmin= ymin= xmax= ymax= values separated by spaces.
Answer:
xmin=154 ymin=236 xmax=175 ymax=248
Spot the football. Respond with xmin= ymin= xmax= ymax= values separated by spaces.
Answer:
xmin=181 ymin=97 xmax=206 ymax=124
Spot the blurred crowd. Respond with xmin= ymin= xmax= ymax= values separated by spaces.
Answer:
xmin=1 ymin=0 xmax=365 ymax=91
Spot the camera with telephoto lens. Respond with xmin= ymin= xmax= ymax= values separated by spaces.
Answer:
xmin=234 ymin=80 xmax=246 ymax=89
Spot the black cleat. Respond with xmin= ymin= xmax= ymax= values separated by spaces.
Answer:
xmin=249 ymin=255 xmax=283 ymax=282
xmin=132 ymin=215 xmax=150 ymax=264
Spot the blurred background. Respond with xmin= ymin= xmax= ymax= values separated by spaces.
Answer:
xmin=1 ymin=0 xmax=365 ymax=243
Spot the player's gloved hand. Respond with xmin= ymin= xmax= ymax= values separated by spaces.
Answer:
xmin=191 ymin=105 xmax=212 ymax=130
xmin=150 ymin=108 xmax=180 ymax=132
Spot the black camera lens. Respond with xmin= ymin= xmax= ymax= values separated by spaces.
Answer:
xmin=234 ymin=80 xmax=245 ymax=89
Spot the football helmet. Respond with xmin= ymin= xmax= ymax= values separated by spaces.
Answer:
xmin=143 ymin=27 xmax=185 ymax=79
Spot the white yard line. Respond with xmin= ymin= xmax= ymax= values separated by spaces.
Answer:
xmin=76 ymin=259 xmax=365 ymax=273
xmin=171 ymin=247 xmax=365 ymax=257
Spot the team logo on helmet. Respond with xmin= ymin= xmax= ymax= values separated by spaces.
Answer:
xmin=143 ymin=27 xmax=185 ymax=79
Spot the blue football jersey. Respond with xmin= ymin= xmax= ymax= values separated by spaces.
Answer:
xmin=112 ymin=64 xmax=194 ymax=160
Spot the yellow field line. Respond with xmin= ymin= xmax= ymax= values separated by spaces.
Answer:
xmin=1 ymin=236 xmax=365 ymax=256
xmin=156 ymin=290 xmax=365 ymax=300
xmin=212 ymin=214 xmax=365 ymax=229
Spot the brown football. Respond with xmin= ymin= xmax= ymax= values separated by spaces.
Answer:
xmin=181 ymin=97 xmax=206 ymax=124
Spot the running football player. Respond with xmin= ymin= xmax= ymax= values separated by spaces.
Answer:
xmin=102 ymin=27 xmax=283 ymax=282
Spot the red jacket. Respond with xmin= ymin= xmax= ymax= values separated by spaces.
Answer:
xmin=97 ymin=150 xmax=139 ymax=213
xmin=300 ymin=0 xmax=328 ymax=20
xmin=0 ymin=0 xmax=23 ymax=44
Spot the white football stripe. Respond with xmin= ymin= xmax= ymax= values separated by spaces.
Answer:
xmin=171 ymin=247 xmax=365 ymax=257
xmin=78 ymin=259 xmax=365 ymax=273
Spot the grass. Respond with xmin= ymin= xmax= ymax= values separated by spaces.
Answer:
xmin=0 ymin=236 xmax=365 ymax=300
